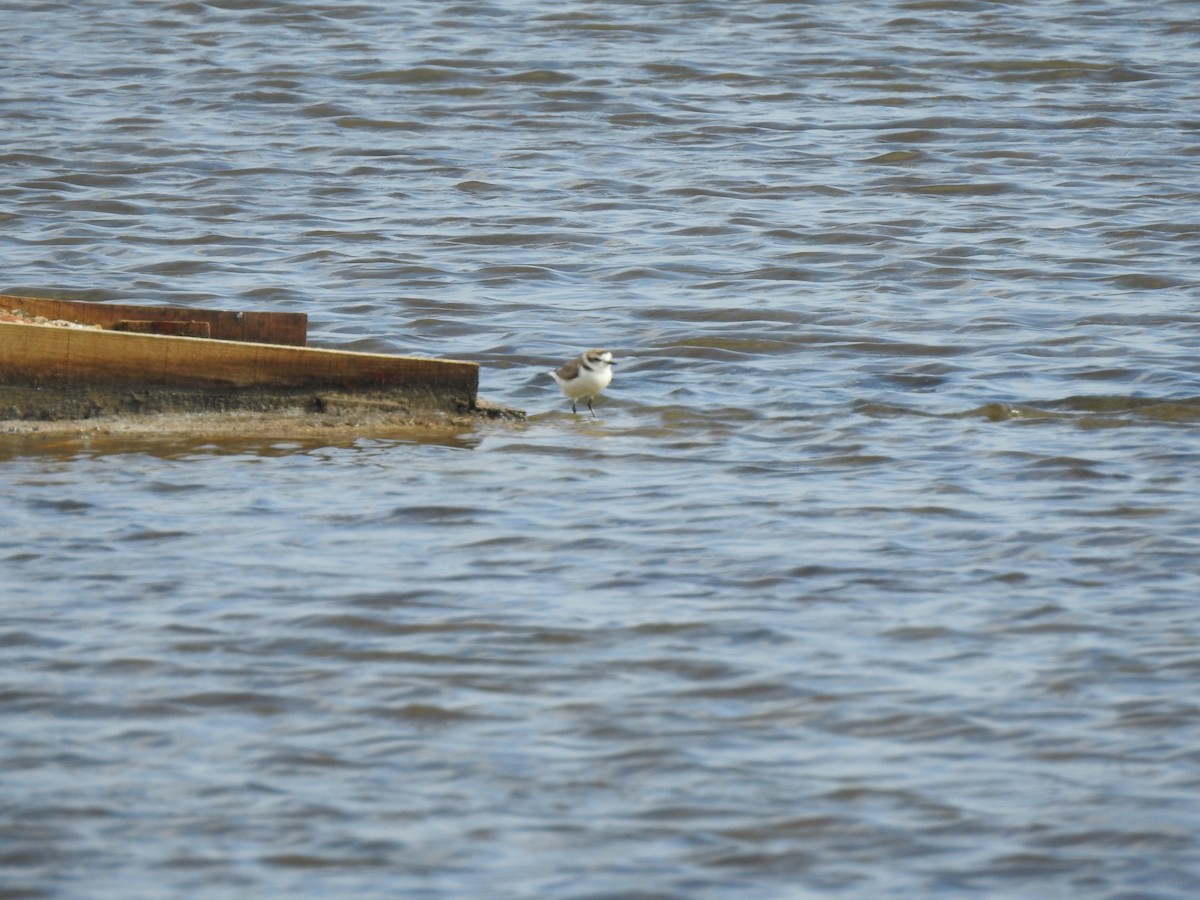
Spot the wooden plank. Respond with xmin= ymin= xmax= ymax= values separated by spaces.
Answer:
xmin=0 ymin=294 xmax=308 ymax=346
xmin=113 ymin=320 xmax=212 ymax=338
xmin=0 ymin=322 xmax=478 ymax=398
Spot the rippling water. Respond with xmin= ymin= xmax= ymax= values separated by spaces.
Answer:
xmin=4 ymin=1 xmax=1200 ymax=896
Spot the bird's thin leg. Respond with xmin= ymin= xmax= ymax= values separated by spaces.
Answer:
xmin=571 ymin=400 xmax=577 ymax=414
xmin=587 ymin=398 xmax=596 ymax=418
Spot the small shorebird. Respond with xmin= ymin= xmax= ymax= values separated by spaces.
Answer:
xmin=549 ymin=348 xmax=615 ymax=417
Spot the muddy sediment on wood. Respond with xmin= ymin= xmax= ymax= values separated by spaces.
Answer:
xmin=0 ymin=383 xmax=524 ymax=440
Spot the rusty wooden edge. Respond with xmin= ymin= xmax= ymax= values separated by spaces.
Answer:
xmin=1 ymin=293 xmax=308 ymax=346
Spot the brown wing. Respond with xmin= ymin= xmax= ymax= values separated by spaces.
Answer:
xmin=555 ymin=357 xmax=581 ymax=380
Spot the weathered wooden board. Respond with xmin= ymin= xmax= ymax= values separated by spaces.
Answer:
xmin=0 ymin=294 xmax=307 ymax=346
xmin=0 ymin=293 xmax=490 ymax=424
xmin=113 ymin=320 xmax=213 ymax=338
xmin=0 ymin=322 xmax=478 ymax=396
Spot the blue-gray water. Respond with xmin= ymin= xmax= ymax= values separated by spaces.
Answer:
xmin=4 ymin=1 xmax=1200 ymax=897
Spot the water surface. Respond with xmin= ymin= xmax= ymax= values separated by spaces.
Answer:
xmin=3 ymin=1 xmax=1200 ymax=896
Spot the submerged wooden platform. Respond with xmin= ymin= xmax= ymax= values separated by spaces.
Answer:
xmin=0 ymin=294 xmax=518 ymax=430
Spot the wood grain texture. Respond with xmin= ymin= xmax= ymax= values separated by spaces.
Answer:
xmin=0 ymin=294 xmax=308 ymax=346
xmin=113 ymin=320 xmax=213 ymax=338
xmin=0 ymin=322 xmax=478 ymax=398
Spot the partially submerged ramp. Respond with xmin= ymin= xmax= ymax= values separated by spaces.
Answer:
xmin=0 ymin=294 xmax=519 ymax=431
